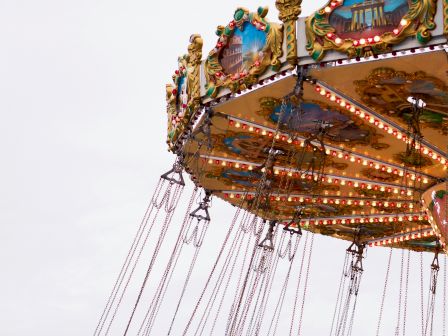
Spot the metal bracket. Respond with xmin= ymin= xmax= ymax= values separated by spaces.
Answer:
xmin=190 ymin=107 xmax=214 ymax=150
xmin=346 ymin=229 xmax=365 ymax=272
xmin=190 ymin=191 xmax=212 ymax=222
xmin=160 ymin=158 xmax=185 ymax=186
xmin=283 ymin=206 xmax=304 ymax=235
xmin=258 ymin=220 xmax=277 ymax=251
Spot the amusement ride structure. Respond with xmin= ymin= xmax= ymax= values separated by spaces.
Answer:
xmin=94 ymin=0 xmax=448 ymax=335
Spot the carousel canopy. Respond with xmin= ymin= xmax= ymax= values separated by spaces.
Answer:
xmin=165 ymin=0 xmax=448 ymax=255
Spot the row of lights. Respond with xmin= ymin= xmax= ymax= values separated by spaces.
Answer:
xmin=367 ymin=228 xmax=435 ymax=247
xmin=314 ymin=85 xmax=448 ymax=167
xmin=222 ymin=191 xmax=417 ymax=209
xmin=313 ymin=44 xmax=448 ymax=69
xmin=227 ymin=117 xmax=430 ymax=182
xmin=204 ymin=156 xmax=416 ymax=196
xmin=277 ymin=213 xmax=427 ymax=227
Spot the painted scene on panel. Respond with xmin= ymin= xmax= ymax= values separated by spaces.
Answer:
xmin=329 ymin=0 xmax=410 ymax=40
xmin=220 ymin=21 xmax=267 ymax=75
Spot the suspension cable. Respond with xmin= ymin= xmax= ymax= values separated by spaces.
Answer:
xmin=420 ymin=252 xmax=425 ymax=336
xmin=122 ymin=183 xmax=184 ymax=335
xmin=105 ymin=180 xmax=184 ymax=335
xmin=94 ymin=179 xmax=163 ymax=336
xmin=297 ymin=233 xmax=315 ymax=335
xmin=443 ymin=255 xmax=446 ymax=336
xmin=402 ymin=250 xmax=410 ymax=336
xmin=181 ymin=204 xmax=242 ymax=335
xmin=395 ymin=249 xmax=405 ymax=336
xmin=135 ymin=187 xmax=199 ymax=335
xmin=376 ymin=248 xmax=393 ymax=336
xmin=329 ymin=252 xmax=350 ymax=336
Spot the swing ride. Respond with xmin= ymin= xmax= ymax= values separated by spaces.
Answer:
xmin=95 ymin=0 xmax=448 ymax=335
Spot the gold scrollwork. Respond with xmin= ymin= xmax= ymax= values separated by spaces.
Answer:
xmin=305 ymin=0 xmax=437 ymax=61
xmin=166 ymin=34 xmax=203 ymax=151
xmin=204 ymin=7 xmax=283 ymax=98
xmin=444 ymin=0 xmax=448 ymax=35
xmin=275 ymin=0 xmax=302 ymax=65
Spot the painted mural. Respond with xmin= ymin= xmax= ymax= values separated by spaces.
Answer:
xmin=220 ymin=22 xmax=267 ymax=75
xmin=355 ymin=68 xmax=448 ymax=134
xmin=212 ymin=131 xmax=346 ymax=171
xmin=329 ymin=0 xmax=409 ymax=40
xmin=204 ymin=7 xmax=283 ymax=98
xmin=257 ymin=97 xmax=386 ymax=148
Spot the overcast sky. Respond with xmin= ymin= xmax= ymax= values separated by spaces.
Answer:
xmin=0 ymin=0 xmax=446 ymax=335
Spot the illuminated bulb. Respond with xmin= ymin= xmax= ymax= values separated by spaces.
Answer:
xmin=235 ymin=122 xmax=241 ymax=128
xmin=324 ymin=6 xmax=331 ymax=13
xmin=221 ymin=161 xmax=226 ymax=166
xmin=360 ymin=111 xmax=365 ymax=118
xmin=400 ymin=19 xmax=408 ymax=26
xmin=320 ymin=90 xmax=326 ymax=96
xmin=235 ymin=163 xmax=240 ymax=168
xmin=330 ymin=95 xmax=336 ymax=101
xmin=262 ymin=130 xmax=267 ymax=135
xmin=387 ymin=168 xmax=392 ymax=173
xmin=249 ymin=126 xmax=254 ymax=131
xmin=248 ymin=165 xmax=253 ymax=171
xmin=350 ymin=107 xmax=356 ymax=113
xmin=340 ymin=101 xmax=346 ymax=107
xmin=335 ymin=37 xmax=342 ymax=44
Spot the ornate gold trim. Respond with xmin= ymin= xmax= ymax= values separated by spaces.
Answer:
xmin=204 ymin=7 xmax=283 ymax=98
xmin=275 ymin=0 xmax=302 ymax=65
xmin=305 ymin=0 xmax=437 ymax=61
xmin=444 ymin=0 xmax=448 ymax=35
xmin=166 ymin=35 xmax=203 ymax=151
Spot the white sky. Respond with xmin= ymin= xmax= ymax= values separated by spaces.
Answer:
xmin=0 ymin=0 xmax=446 ymax=335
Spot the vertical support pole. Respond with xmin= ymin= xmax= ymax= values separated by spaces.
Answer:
xmin=276 ymin=0 xmax=302 ymax=66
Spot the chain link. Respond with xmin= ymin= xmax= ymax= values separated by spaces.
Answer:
xmin=376 ymin=248 xmax=393 ymax=336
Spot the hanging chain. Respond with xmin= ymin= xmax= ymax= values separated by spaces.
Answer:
xmin=443 ymin=255 xmax=447 ymax=336
xmin=297 ymin=233 xmax=315 ymax=336
xmin=395 ymin=249 xmax=405 ymax=336
xmin=420 ymin=252 xmax=425 ymax=336
xmin=402 ymin=250 xmax=410 ymax=336
xmin=424 ymin=246 xmax=440 ymax=336
xmin=376 ymin=248 xmax=393 ymax=336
